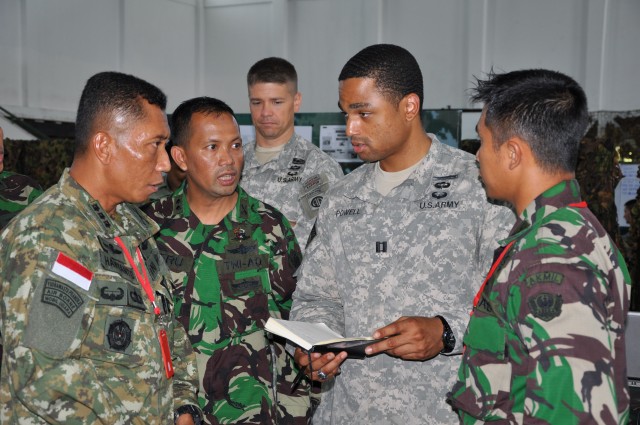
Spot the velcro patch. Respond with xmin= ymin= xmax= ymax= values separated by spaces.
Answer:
xmin=41 ymin=278 xmax=85 ymax=318
xmin=299 ymin=173 xmax=330 ymax=219
xmin=528 ymin=292 xmax=563 ymax=322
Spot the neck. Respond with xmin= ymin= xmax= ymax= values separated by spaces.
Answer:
xmin=512 ymin=171 xmax=575 ymax=216
xmin=379 ymin=130 xmax=432 ymax=172
xmin=186 ymin=187 xmax=238 ymax=225
xmin=69 ymin=159 xmax=119 ymax=216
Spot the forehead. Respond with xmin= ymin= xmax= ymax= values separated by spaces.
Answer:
xmin=189 ymin=112 xmax=239 ymax=138
xmin=338 ymin=77 xmax=387 ymax=107
xmin=248 ymin=81 xmax=295 ymax=98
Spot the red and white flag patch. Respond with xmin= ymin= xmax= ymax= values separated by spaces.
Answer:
xmin=51 ymin=252 xmax=94 ymax=291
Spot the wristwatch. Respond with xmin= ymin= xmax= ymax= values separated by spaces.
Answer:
xmin=174 ymin=404 xmax=203 ymax=425
xmin=436 ymin=315 xmax=455 ymax=354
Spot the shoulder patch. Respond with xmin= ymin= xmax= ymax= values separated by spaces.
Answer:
xmin=41 ymin=278 xmax=85 ymax=318
xmin=528 ymin=292 xmax=563 ymax=322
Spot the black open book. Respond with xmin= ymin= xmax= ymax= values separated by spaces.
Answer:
xmin=265 ymin=317 xmax=385 ymax=359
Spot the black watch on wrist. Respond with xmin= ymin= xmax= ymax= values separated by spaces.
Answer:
xmin=436 ymin=315 xmax=455 ymax=354
xmin=174 ymin=404 xmax=203 ymax=425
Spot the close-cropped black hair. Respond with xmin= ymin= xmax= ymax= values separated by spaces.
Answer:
xmin=247 ymin=57 xmax=298 ymax=92
xmin=339 ymin=44 xmax=424 ymax=110
xmin=75 ymin=71 xmax=167 ymax=155
xmin=471 ymin=69 xmax=588 ymax=174
xmin=171 ymin=96 xmax=235 ymax=147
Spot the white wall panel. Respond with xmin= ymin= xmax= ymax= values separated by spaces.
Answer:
xmin=123 ymin=0 xmax=198 ymax=112
xmin=23 ymin=0 xmax=120 ymax=113
xmin=0 ymin=0 xmax=638 ymax=132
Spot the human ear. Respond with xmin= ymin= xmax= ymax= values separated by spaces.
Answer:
xmin=93 ymin=132 xmax=114 ymax=165
xmin=505 ymin=139 xmax=524 ymax=170
xmin=293 ymin=92 xmax=302 ymax=113
xmin=171 ymin=145 xmax=188 ymax=172
xmin=403 ymin=93 xmax=420 ymax=121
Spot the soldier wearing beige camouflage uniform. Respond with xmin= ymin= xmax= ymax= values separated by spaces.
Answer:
xmin=242 ymin=57 xmax=343 ymax=251
xmin=144 ymin=97 xmax=311 ymax=424
xmin=0 ymin=72 xmax=201 ymax=424
xmin=448 ymin=69 xmax=630 ymax=424
xmin=289 ymin=44 xmax=514 ymax=425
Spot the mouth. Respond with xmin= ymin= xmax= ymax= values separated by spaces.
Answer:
xmin=351 ymin=140 xmax=366 ymax=154
xmin=218 ymin=172 xmax=237 ymax=186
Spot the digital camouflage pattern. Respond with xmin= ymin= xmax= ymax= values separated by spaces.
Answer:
xmin=241 ymin=133 xmax=343 ymax=251
xmin=0 ymin=170 xmax=43 ymax=230
xmin=448 ymin=180 xmax=630 ymax=425
xmin=144 ymin=184 xmax=311 ymax=424
xmin=290 ymin=137 xmax=514 ymax=425
xmin=0 ymin=169 xmax=200 ymax=424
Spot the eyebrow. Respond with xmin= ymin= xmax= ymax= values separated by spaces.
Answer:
xmin=338 ymin=101 xmax=372 ymax=111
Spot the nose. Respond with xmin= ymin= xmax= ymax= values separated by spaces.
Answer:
xmin=218 ymin=146 xmax=234 ymax=165
xmin=157 ymin=144 xmax=171 ymax=173
xmin=260 ymin=103 xmax=272 ymax=118
xmin=345 ymin=115 xmax=359 ymax=137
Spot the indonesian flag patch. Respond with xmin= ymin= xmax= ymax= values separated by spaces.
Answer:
xmin=51 ymin=252 xmax=94 ymax=291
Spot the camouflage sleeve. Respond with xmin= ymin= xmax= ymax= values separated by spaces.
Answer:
xmin=0 ymin=230 xmax=113 ymax=423
xmin=478 ymin=202 xmax=514 ymax=272
xmin=170 ymin=312 xmax=201 ymax=411
xmin=290 ymin=202 xmax=345 ymax=335
xmin=268 ymin=210 xmax=302 ymax=318
xmin=511 ymin=262 xmax=623 ymax=422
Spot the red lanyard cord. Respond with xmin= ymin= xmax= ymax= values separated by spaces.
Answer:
xmin=114 ymin=236 xmax=161 ymax=316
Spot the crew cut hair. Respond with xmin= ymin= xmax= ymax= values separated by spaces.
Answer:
xmin=338 ymin=44 xmax=424 ymax=110
xmin=171 ymin=96 xmax=235 ymax=147
xmin=247 ymin=57 xmax=298 ymax=92
xmin=471 ymin=69 xmax=588 ymax=174
xmin=75 ymin=71 xmax=167 ymax=155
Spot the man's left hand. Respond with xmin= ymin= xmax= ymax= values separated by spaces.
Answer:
xmin=364 ymin=316 xmax=444 ymax=360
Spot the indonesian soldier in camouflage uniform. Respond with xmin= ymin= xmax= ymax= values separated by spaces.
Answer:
xmin=144 ymin=97 xmax=311 ymax=424
xmin=241 ymin=57 xmax=343 ymax=251
xmin=0 ymin=126 xmax=43 ymax=230
xmin=448 ymin=70 xmax=630 ymax=424
xmin=289 ymin=44 xmax=514 ymax=425
xmin=0 ymin=72 xmax=201 ymax=424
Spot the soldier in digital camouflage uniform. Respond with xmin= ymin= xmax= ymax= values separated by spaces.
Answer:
xmin=448 ymin=69 xmax=630 ymax=424
xmin=289 ymin=44 xmax=514 ymax=425
xmin=0 ymin=72 xmax=201 ymax=424
xmin=0 ymin=126 xmax=43 ymax=230
xmin=241 ymin=57 xmax=343 ymax=251
xmin=144 ymin=97 xmax=311 ymax=424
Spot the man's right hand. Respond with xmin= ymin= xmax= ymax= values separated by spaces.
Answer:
xmin=293 ymin=348 xmax=347 ymax=382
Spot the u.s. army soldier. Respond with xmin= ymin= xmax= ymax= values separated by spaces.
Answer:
xmin=0 ymin=72 xmax=201 ymax=424
xmin=241 ymin=57 xmax=343 ymax=251
xmin=448 ymin=69 xmax=630 ymax=424
xmin=289 ymin=44 xmax=514 ymax=424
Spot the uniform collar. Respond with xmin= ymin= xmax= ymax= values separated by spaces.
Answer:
xmin=59 ymin=168 xmax=159 ymax=243
xmin=343 ymin=135 xmax=444 ymax=204
xmin=502 ymin=179 xmax=583 ymax=245
xmin=244 ymin=133 xmax=300 ymax=170
xmin=172 ymin=182 xmax=254 ymax=225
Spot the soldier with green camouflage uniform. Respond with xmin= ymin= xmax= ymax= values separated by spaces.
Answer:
xmin=0 ymin=126 xmax=43 ymax=230
xmin=448 ymin=70 xmax=630 ymax=424
xmin=0 ymin=72 xmax=201 ymax=424
xmin=144 ymin=97 xmax=311 ymax=424
xmin=289 ymin=44 xmax=513 ymax=425
xmin=242 ymin=57 xmax=343 ymax=251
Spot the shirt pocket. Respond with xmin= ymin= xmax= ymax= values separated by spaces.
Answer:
xmin=451 ymin=315 xmax=512 ymax=420
xmin=79 ymin=273 xmax=152 ymax=368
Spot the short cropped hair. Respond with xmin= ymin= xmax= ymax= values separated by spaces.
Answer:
xmin=339 ymin=44 xmax=424 ymax=110
xmin=171 ymin=97 xmax=235 ymax=147
xmin=247 ymin=57 xmax=298 ymax=92
xmin=471 ymin=69 xmax=588 ymax=174
xmin=75 ymin=71 xmax=167 ymax=155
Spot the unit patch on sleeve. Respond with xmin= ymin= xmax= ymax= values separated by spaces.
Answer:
xmin=41 ymin=278 xmax=85 ymax=318
xmin=527 ymin=292 xmax=563 ymax=322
